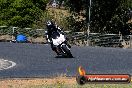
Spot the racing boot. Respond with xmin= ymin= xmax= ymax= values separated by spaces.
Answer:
xmin=54 ymin=48 xmax=61 ymax=56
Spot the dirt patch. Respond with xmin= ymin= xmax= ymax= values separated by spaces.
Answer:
xmin=0 ymin=35 xmax=12 ymax=40
xmin=28 ymin=36 xmax=47 ymax=43
xmin=0 ymin=77 xmax=76 ymax=88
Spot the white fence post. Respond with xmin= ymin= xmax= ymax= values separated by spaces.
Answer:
xmin=12 ymin=27 xmax=18 ymax=40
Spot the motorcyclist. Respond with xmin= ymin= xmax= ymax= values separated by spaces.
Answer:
xmin=46 ymin=20 xmax=71 ymax=55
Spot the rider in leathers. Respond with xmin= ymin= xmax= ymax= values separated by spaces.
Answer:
xmin=46 ymin=20 xmax=70 ymax=55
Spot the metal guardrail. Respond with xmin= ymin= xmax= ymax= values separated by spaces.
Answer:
xmin=0 ymin=26 xmax=132 ymax=48
xmin=67 ymin=32 xmax=132 ymax=48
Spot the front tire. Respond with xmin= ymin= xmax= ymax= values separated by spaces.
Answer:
xmin=61 ymin=44 xmax=73 ymax=58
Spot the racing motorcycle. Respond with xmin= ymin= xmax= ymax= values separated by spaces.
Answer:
xmin=48 ymin=31 xmax=73 ymax=58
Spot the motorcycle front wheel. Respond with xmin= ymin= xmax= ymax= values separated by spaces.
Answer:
xmin=61 ymin=44 xmax=73 ymax=58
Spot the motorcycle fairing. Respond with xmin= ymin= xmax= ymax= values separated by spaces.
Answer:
xmin=52 ymin=34 xmax=66 ymax=46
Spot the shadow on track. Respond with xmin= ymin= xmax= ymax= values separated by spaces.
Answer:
xmin=55 ymin=55 xmax=75 ymax=58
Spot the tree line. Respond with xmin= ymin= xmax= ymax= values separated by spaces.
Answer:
xmin=0 ymin=0 xmax=48 ymax=28
xmin=0 ymin=0 xmax=132 ymax=35
xmin=59 ymin=0 xmax=132 ymax=35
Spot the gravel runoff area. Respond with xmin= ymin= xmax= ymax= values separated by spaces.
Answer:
xmin=0 ymin=77 xmax=132 ymax=88
xmin=0 ymin=77 xmax=76 ymax=88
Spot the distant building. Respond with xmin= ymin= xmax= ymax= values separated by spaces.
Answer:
xmin=52 ymin=0 xmax=58 ymax=8
xmin=47 ymin=0 xmax=65 ymax=8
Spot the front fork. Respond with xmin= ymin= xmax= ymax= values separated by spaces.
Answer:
xmin=54 ymin=41 xmax=70 ymax=55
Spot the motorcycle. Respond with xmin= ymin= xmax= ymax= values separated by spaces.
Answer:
xmin=48 ymin=31 xmax=73 ymax=58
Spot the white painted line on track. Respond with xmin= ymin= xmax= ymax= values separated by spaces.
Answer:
xmin=0 ymin=59 xmax=16 ymax=70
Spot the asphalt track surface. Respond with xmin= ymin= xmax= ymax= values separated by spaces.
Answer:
xmin=0 ymin=42 xmax=132 ymax=78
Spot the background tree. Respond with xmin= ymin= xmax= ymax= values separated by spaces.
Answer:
xmin=58 ymin=0 xmax=132 ymax=34
xmin=0 ymin=0 xmax=48 ymax=28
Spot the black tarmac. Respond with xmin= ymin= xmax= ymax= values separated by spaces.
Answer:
xmin=0 ymin=42 xmax=132 ymax=78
